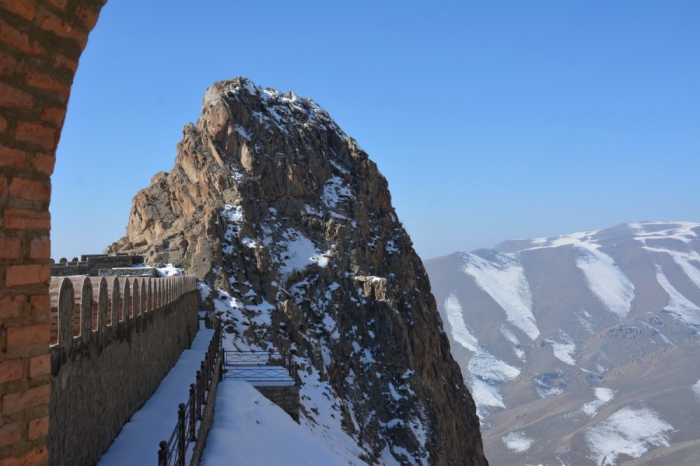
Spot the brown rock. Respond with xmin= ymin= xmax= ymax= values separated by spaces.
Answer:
xmin=110 ymin=77 xmax=487 ymax=465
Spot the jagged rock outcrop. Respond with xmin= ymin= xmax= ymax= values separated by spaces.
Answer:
xmin=109 ymin=77 xmax=487 ymax=465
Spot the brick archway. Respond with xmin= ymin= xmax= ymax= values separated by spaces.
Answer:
xmin=0 ymin=1 xmax=106 ymax=463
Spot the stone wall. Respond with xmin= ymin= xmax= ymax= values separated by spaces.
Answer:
xmin=50 ymin=254 xmax=145 ymax=276
xmin=256 ymin=386 xmax=300 ymax=422
xmin=0 ymin=1 xmax=106 ymax=464
xmin=48 ymin=275 xmax=199 ymax=466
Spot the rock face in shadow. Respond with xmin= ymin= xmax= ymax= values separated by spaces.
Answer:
xmin=110 ymin=77 xmax=487 ymax=465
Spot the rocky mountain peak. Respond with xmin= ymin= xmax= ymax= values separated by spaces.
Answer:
xmin=109 ymin=77 xmax=487 ymax=465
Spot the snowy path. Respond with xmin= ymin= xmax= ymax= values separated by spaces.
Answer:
xmin=199 ymin=380 xmax=352 ymax=466
xmin=98 ymin=324 xmax=215 ymax=466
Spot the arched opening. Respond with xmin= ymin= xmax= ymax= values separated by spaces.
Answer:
xmin=0 ymin=1 xmax=106 ymax=463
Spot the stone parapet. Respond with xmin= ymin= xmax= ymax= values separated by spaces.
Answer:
xmin=255 ymin=386 xmax=300 ymax=422
xmin=47 ymin=275 xmax=199 ymax=465
xmin=98 ymin=267 xmax=159 ymax=277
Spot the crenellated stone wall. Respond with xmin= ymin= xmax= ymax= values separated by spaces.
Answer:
xmin=47 ymin=275 xmax=199 ymax=466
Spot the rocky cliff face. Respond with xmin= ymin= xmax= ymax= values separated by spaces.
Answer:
xmin=109 ymin=78 xmax=486 ymax=465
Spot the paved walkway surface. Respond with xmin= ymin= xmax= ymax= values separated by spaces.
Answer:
xmin=98 ymin=324 xmax=215 ymax=466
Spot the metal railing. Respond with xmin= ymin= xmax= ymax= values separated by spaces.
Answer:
xmin=223 ymin=349 xmax=300 ymax=384
xmin=157 ymin=325 xmax=222 ymax=466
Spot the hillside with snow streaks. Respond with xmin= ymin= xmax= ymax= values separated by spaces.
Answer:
xmin=426 ymin=221 xmax=700 ymax=466
xmin=585 ymin=406 xmax=674 ymax=466
xmin=655 ymin=265 xmax=700 ymax=326
xmin=444 ymin=294 xmax=519 ymax=417
xmin=574 ymin=243 xmax=635 ymax=319
xmin=460 ymin=252 xmax=539 ymax=340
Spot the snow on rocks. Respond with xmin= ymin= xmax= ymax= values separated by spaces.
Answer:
xmin=321 ymin=176 xmax=354 ymax=210
xmin=156 ymin=264 xmax=183 ymax=276
xmin=277 ymin=228 xmax=323 ymax=277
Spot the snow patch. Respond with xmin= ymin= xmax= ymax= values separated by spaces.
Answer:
xmin=444 ymin=293 xmax=520 ymax=418
xmin=461 ymin=252 xmax=539 ymax=340
xmin=655 ymin=265 xmax=700 ymax=326
xmin=575 ymin=243 xmax=635 ymax=319
xmin=500 ymin=325 xmax=525 ymax=360
xmin=200 ymin=381 xmax=364 ymax=466
xmin=547 ymin=332 xmax=577 ymax=366
xmin=502 ymin=431 xmax=533 ymax=453
xmin=444 ymin=294 xmax=479 ymax=352
xmin=277 ymin=229 xmax=320 ymax=277
xmin=645 ymin=246 xmax=700 ymax=291
xmin=321 ymin=176 xmax=354 ymax=209
xmin=582 ymin=387 xmax=615 ymax=417
xmin=630 ymin=221 xmax=700 ymax=244
xmin=156 ymin=264 xmax=182 ymax=277
xmin=585 ymin=406 xmax=673 ymax=466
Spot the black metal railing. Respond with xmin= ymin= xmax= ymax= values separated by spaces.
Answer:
xmin=157 ymin=325 xmax=222 ymax=466
xmin=223 ymin=349 xmax=300 ymax=384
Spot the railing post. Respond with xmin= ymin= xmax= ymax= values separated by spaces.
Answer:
xmin=200 ymin=360 xmax=207 ymax=396
xmin=189 ymin=384 xmax=197 ymax=441
xmin=177 ymin=404 xmax=186 ymax=466
xmin=158 ymin=440 xmax=169 ymax=466
xmin=195 ymin=370 xmax=202 ymax=419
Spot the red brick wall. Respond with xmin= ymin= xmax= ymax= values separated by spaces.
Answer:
xmin=0 ymin=1 xmax=105 ymax=464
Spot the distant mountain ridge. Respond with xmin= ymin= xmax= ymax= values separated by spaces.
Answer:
xmin=425 ymin=221 xmax=700 ymax=466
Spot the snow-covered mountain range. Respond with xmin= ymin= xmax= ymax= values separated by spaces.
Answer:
xmin=425 ymin=221 xmax=700 ymax=465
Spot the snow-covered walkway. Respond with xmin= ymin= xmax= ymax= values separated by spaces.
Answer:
xmin=98 ymin=324 xmax=215 ymax=466
xmin=199 ymin=380 xmax=352 ymax=466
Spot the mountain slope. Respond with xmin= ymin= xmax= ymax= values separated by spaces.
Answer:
xmin=109 ymin=77 xmax=487 ymax=465
xmin=425 ymin=222 xmax=700 ymax=466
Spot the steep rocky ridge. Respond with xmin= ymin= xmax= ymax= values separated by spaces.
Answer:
xmin=109 ymin=78 xmax=486 ymax=465
xmin=426 ymin=222 xmax=700 ymax=465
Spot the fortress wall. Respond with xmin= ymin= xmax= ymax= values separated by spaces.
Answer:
xmin=47 ymin=275 xmax=199 ymax=466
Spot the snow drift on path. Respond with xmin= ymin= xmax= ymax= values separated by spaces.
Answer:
xmin=201 ymin=381 xmax=364 ymax=466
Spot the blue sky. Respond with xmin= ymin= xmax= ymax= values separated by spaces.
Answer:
xmin=52 ymin=0 xmax=700 ymax=260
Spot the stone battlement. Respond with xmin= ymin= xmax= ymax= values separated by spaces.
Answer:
xmin=48 ymin=275 xmax=199 ymax=465
xmin=48 ymin=274 xmax=196 ymax=346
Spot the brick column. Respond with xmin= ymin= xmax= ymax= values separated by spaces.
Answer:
xmin=0 ymin=1 xmax=105 ymax=464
